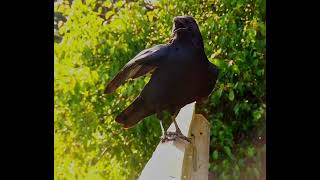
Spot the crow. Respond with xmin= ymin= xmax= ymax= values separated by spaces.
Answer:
xmin=105 ymin=16 xmax=219 ymax=142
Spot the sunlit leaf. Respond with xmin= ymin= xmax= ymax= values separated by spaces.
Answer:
xmin=228 ymin=89 xmax=235 ymax=101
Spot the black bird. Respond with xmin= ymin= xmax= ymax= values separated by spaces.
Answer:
xmin=105 ymin=16 xmax=219 ymax=142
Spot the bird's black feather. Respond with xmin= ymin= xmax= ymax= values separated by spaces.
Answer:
xmin=105 ymin=16 xmax=219 ymax=128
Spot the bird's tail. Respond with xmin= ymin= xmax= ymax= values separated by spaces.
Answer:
xmin=115 ymin=97 xmax=153 ymax=129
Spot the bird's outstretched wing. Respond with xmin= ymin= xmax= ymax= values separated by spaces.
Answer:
xmin=105 ymin=44 xmax=169 ymax=93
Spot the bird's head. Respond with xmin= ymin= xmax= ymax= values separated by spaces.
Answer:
xmin=173 ymin=16 xmax=199 ymax=33
xmin=172 ymin=16 xmax=204 ymax=49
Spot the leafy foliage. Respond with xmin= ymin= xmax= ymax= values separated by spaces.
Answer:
xmin=54 ymin=0 xmax=266 ymax=179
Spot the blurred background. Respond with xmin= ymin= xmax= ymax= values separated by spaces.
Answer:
xmin=54 ymin=0 xmax=266 ymax=179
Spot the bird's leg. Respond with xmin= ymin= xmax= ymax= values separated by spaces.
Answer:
xmin=157 ymin=112 xmax=174 ymax=142
xmin=160 ymin=119 xmax=175 ymax=142
xmin=166 ymin=118 xmax=191 ymax=143
xmin=160 ymin=119 xmax=179 ymax=142
xmin=162 ymin=110 xmax=191 ymax=143
xmin=173 ymin=118 xmax=182 ymax=134
xmin=159 ymin=119 xmax=166 ymax=138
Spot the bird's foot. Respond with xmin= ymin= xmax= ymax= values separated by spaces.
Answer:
xmin=161 ymin=130 xmax=191 ymax=143
xmin=160 ymin=133 xmax=174 ymax=143
xmin=167 ymin=131 xmax=192 ymax=143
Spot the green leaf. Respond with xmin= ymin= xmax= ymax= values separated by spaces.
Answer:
xmin=232 ymin=64 xmax=240 ymax=74
xmin=233 ymin=103 xmax=240 ymax=115
xmin=228 ymin=90 xmax=235 ymax=101
xmin=224 ymin=146 xmax=232 ymax=158
xmin=212 ymin=150 xmax=219 ymax=160
xmin=217 ymin=87 xmax=223 ymax=98
xmin=247 ymin=147 xmax=255 ymax=158
xmin=253 ymin=110 xmax=262 ymax=121
xmin=256 ymin=69 xmax=264 ymax=76
xmin=105 ymin=11 xmax=115 ymax=20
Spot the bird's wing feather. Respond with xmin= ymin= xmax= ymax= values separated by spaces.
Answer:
xmin=105 ymin=44 xmax=168 ymax=93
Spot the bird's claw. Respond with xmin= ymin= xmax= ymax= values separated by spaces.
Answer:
xmin=160 ymin=132 xmax=174 ymax=142
xmin=161 ymin=131 xmax=191 ymax=143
